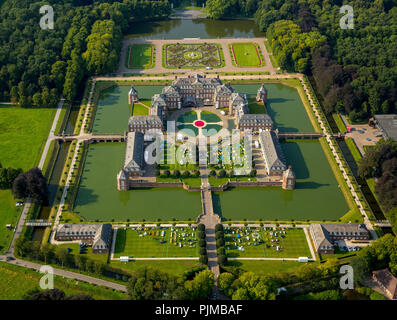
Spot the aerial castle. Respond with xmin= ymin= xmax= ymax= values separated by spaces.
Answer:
xmin=118 ymin=74 xmax=295 ymax=191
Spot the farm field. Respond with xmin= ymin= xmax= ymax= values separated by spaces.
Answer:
xmin=0 ymin=104 xmax=56 ymax=254
xmin=114 ymin=227 xmax=199 ymax=258
xmin=0 ymin=262 xmax=126 ymax=300
xmin=73 ymin=143 xmax=202 ymax=221
xmin=225 ymin=227 xmax=311 ymax=258
xmin=213 ymin=140 xmax=349 ymax=221
xmin=126 ymin=44 xmax=154 ymax=69
xmin=230 ymin=43 xmax=264 ymax=67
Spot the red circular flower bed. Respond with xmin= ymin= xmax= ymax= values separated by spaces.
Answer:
xmin=193 ymin=120 xmax=206 ymax=128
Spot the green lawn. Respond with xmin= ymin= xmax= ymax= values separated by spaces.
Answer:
xmin=126 ymin=44 xmax=154 ymax=69
xmin=177 ymin=110 xmax=197 ymax=123
xmin=0 ymin=104 xmax=56 ymax=254
xmin=132 ymin=103 xmax=149 ymax=116
xmin=114 ymin=227 xmax=199 ymax=258
xmin=345 ymin=138 xmax=362 ymax=162
xmin=0 ymin=105 xmax=56 ymax=170
xmin=332 ymin=113 xmax=347 ymax=134
xmin=112 ymin=260 xmax=204 ymax=277
xmin=247 ymin=98 xmax=266 ymax=114
xmin=56 ymin=243 xmax=109 ymax=263
xmin=200 ymin=111 xmax=221 ymax=123
xmin=225 ymin=228 xmax=311 ymax=258
xmin=226 ymin=260 xmax=307 ymax=275
xmin=0 ymin=262 xmax=126 ymax=300
xmin=230 ymin=43 xmax=264 ymax=67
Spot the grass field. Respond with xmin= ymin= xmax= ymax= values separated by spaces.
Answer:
xmin=126 ymin=44 xmax=154 ymax=69
xmin=225 ymin=227 xmax=311 ymax=258
xmin=114 ymin=227 xmax=199 ymax=258
xmin=132 ymin=103 xmax=149 ymax=116
xmin=332 ymin=113 xmax=347 ymax=134
xmin=0 ymin=262 xmax=126 ymax=300
xmin=247 ymin=97 xmax=266 ymax=114
xmin=0 ymin=104 xmax=56 ymax=254
xmin=226 ymin=260 xmax=307 ymax=275
xmin=230 ymin=43 xmax=264 ymax=67
xmin=345 ymin=138 xmax=362 ymax=162
xmin=112 ymin=260 xmax=204 ymax=277
xmin=0 ymin=105 xmax=56 ymax=170
xmin=200 ymin=110 xmax=221 ymax=123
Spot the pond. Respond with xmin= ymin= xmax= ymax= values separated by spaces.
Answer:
xmin=213 ymin=140 xmax=349 ymax=221
xmin=73 ymin=143 xmax=202 ymax=221
xmin=126 ymin=19 xmax=265 ymax=39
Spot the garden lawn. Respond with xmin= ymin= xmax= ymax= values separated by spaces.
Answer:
xmin=127 ymin=44 xmax=154 ymax=69
xmin=114 ymin=227 xmax=199 ymax=258
xmin=112 ymin=260 xmax=204 ymax=277
xmin=226 ymin=260 xmax=306 ymax=275
xmin=200 ymin=111 xmax=221 ymax=123
xmin=0 ymin=262 xmax=126 ymax=300
xmin=225 ymin=228 xmax=311 ymax=258
xmin=132 ymin=103 xmax=149 ymax=116
xmin=247 ymin=98 xmax=266 ymax=114
xmin=230 ymin=43 xmax=264 ymax=67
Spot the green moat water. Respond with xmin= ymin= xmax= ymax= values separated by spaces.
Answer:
xmin=73 ymin=143 xmax=202 ymax=221
xmin=93 ymin=83 xmax=313 ymax=134
xmin=126 ymin=19 xmax=265 ymax=39
xmin=213 ymin=140 xmax=349 ymax=221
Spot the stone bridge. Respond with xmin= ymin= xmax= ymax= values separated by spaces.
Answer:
xmin=54 ymin=133 xmax=125 ymax=143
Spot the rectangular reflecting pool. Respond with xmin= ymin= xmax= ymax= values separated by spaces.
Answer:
xmin=73 ymin=143 xmax=202 ymax=221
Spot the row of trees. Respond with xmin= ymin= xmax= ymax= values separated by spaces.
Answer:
xmin=0 ymin=162 xmax=22 ymax=190
xmin=358 ymin=139 xmax=397 ymax=232
xmin=0 ymin=0 xmax=172 ymax=105
xmin=127 ymin=267 xmax=214 ymax=300
xmin=206 ymin=0 xmax=259 ymax=19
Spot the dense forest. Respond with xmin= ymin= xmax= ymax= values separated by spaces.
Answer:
xmin=358 ymin=139 xmax=397 ymax=233
xmin=0 ymin=0 xmax=171 ymax=105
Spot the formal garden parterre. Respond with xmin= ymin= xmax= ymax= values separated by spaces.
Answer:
xmin=163 ymin=43 xmax=225 ymax=69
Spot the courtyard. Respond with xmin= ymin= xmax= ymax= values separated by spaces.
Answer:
xmin=113 ymin=226 xmax=199 ymax=258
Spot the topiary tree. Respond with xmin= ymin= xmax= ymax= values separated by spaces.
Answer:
xmin=218 ymin=170 xmax=226 ymax=178
xmin=216 ymin=247 xmax=225 ymax=256
xmin=217 ymin=255 xmax=227 ymax=266
xmin=215 ymin=224 xmax=224 ymax=233
xmin=173 ymin=170 xmax=181 ymax=178
xmin=215 ymin=231 xmax=224 ymax=240
xmin=199 ymin=247 xmax=207 ymax=255
xmin=198 ymin=224 xmax=205 ymax=232
xmin=199 ymin=239 xmax=206 ymax=247
xmin=164 ymin=170 xmax=170 ymax=178
xmin=198 ymin=231 xmax=206 ymax=239
xmin=216 ymin=238 xmax=225 ymax=248
xmin=199 ymin=254 xmax=208 ymax=265
xmin=209 ymin=170 xmax=216 ymax=177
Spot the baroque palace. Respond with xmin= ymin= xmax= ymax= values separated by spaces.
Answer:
xmin=117 ymin=74 xmax=295 ymax=191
